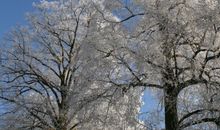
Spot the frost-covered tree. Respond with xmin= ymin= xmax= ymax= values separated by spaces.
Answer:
xmin=0 ymin=0 xmax=143 ymax=130
xmin=95 ymin=0 xmax=220 ymax=129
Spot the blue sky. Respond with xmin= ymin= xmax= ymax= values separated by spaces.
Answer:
xmin=0 ymin=0 xmax=38 ymax=39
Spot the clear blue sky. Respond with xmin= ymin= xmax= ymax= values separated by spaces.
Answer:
xmin=0 ymin=0 xmax=38 ymax=39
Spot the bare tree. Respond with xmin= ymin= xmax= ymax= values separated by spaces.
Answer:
xmin=0 ymin=0 xmax=143 ymax=130
xmin=95 ymin=0 xmax=220 ymax=129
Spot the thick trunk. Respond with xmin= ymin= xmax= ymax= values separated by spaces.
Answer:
xmin=56 ymin=126 xmax=67 ymax=130
xmin=56 ymin=116 xmax=68 ymax=130
xmin=55 ymin=113 xmax=68 ymax=130
xmin=217 ymin=122 xmax=220 ymax=130
xmin=55 ymin=112 xmax=68 ymax=130
xmin=55 ymin=89 xmax=69 ymax=130
xmin=164 ymin=88 xmax=179 ymax=130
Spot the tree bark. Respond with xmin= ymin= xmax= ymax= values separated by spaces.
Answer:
xmin=164 ymin=87 xmax=179 ymax=130
xmin=56 ymin=114 xmax=68 ymax=130
xmin=217 ymin=122 xmax=220 ymax=130
xmin=56 ymin=126 xmax=67 ymax=130
xmin=55 ymin=89 xmax=69 ymax=130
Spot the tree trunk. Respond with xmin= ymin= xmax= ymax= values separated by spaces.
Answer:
xmin=217 ymin=122 xmax=220 ymax=130
xmin=164 ymin=87 xmax=179 ymax=130
xmin=56 ymin=126 xmax=67 ymax=130
xmin=56 ymin=89 xmax=69 ymax=130
xmin=55 ymin=112 xmax=68 ymax=130
xmin=56 ymin=116 xmax=68 ymax=130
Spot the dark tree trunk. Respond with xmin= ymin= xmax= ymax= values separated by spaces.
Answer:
xmin=217 ymin=121 xmax=220 ymax=130
xmin=56 ymin=126 xmax=67 ymax=130
xmin=55 ymin=111 xmax=68 ymax=130
xmin=164 ymin=86 xmax=179 ymax=130
xmin=55 ymin=89 xmax=69 ymax=130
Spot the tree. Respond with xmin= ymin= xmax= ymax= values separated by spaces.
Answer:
xmin=0 ymin=0 xmax=143 ymax=130
xmin=95 ymin=0 xmax=220 ymax=129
